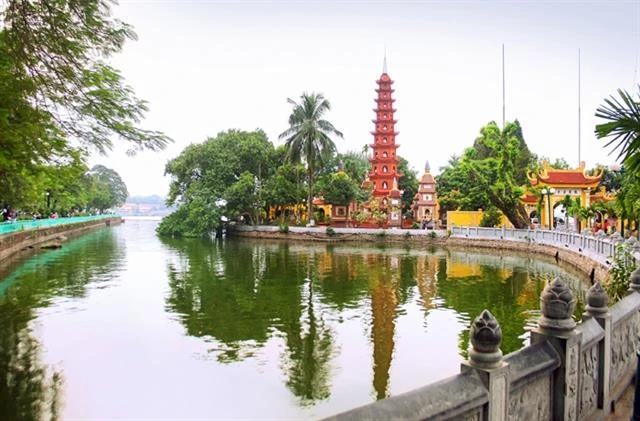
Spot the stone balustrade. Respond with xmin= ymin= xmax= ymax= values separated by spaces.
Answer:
xmin=450 ymin=226 xmax=640 ymax=268
xmin=325 ymin=270 xmax=640 ymax=420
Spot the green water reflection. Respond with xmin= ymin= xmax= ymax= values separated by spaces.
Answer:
xmin=0 ymin=221 xmax=588 ymax=419
xmin=0 ymin=228 xmax=123 ymax=421
xmin=160 ymin=237 xmax=587 ymax=405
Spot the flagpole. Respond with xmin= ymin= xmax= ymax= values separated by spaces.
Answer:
xmin=502 ymin=44 xmax=505 ymax=128
xmin=578 ymin=48 xmax=581 ymax=166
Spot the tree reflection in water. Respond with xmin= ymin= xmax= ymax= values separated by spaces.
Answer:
xmin=160 ymin=238 xmax=588 ymax=407
xmin=162 ymin=238 xmax=335 ymax=404
xmin=0 ymin=229 xmax=122 ymax=421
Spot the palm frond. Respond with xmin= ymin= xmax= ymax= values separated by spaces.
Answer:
xmin=595 ymin=88 xmax=640 ymax=174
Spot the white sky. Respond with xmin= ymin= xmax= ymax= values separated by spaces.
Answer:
xmin=90 ymin=0 xmax=640 ymax=197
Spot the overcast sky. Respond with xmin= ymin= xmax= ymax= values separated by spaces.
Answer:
xmin=91 ymin=0 xmax=640 ymax=197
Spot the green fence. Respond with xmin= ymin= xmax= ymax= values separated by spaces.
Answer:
xmin=0 ymin=214 xmax=119 ymax=236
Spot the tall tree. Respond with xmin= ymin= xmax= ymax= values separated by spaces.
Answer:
xmin=1 ymin=0 xmax=171 ymax=155
xmin=436 ymin=121 xmax=535 ymax=228
xmin=595 ymin=87 xmax=640 ymax=176
xmin=85 ymin=164 xmax=129 ymax=211
xmin=159 ymin=130 xmax=277 ymax=237
xmin=279 ymin=93 xmax=343 ymax=223
xmin=466 ymin=121 xmax=534 ymax=228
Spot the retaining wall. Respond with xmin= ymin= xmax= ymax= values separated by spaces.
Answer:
xmin=0 ymin=216 xmax=122 ymax=262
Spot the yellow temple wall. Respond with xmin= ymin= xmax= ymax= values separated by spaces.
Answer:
xmin=447 ymin=210 xmax=513 ymax=230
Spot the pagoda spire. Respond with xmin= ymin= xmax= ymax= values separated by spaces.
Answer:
xmin=424 ymin=160 xmax=431 ymax=173
xmin=383 ymin=51 xmax=388 ymax=74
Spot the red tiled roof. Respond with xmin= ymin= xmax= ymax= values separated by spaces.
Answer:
xmin=539 ymin=171 xmax=601 ymax=185
xmin=521 ymin=193 xmax=538 ymax=204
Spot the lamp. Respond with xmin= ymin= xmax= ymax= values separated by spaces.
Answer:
xmin=541 ymin=187 xmax=555 ymax=230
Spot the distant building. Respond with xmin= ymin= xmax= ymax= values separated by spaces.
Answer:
xmin=413 ymin=161 xmax=439 ymax=227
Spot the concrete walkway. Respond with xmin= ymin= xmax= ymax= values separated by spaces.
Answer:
xmin=607 ymin=385 xmax=634 ymax=420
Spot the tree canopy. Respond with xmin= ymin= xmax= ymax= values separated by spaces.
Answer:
xmin=435 ymin=120 xmax=536 ymax=228
xmin=0 ymin=0 xmax=169 ymax=212
xmin=158 ymin=129 xmax=279 ymax=236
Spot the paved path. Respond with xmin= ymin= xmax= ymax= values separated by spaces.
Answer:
xmin=607 ymin=385 xmax=634 ymax=420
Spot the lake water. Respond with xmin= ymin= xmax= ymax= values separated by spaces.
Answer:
xmin=0 ymin=219 xmax=589 ymax=420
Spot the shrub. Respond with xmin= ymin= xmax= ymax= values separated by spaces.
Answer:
xmin=404 ymin=231 xmax=412 ymax=240
xmin=428 ymin=231 xmax=437 ymax=239
xmin=278 ymin=223 xmax=290 ymax=234
xmin=606 ymin=242 xmax=637 ymax=301
xmin=375 ymin=230 xmax=387 ymax=239
xmin=325 ymin=227 xmax=336 ymax=237
xmin=480 ymin=206 xmax=502 ymax=227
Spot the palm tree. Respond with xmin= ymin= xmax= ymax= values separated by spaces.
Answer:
xmin=279 ymin=93 xmax=343 ymax=224
xmin=595 ymin=88 xmax=640 ymax=175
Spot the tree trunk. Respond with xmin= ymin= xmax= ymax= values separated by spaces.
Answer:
xmin=307 ymin=167 xmax=314 ymax=225
xmin=500 ymin=203 xmax=530 ymax=229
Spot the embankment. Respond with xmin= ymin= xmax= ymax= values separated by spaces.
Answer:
xmin=231 ymin=226 xmax=610 ymax=282
xmin=0 ymin=216 xmax=122 ymax=263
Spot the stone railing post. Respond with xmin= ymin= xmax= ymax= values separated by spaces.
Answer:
xmin=531 ymin=277 xmax=582 ymax=421
xmin=583 ymin=282 xmax=611 ymax=412
xmin=628 ymin=268 xmax=640 ymax=421
xmin=461 ymin=309 xmax=509 ymax=421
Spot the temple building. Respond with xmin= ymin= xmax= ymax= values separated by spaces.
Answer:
xmin=520 ymin=161 xmax=611 ymax=229
xmin=413 ymin=161 xmax=438 ymax=228
xmin=365 ymin=57 xmax=403 ymax=227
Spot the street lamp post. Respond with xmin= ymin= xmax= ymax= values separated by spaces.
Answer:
xmin=45 ymin=191 xmax=50 ymax=211
xmin=541 ymin=187 xmax=555 ymax=230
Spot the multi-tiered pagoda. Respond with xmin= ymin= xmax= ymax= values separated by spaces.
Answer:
xmin=368 ymin=57 xmax=402 ymax=205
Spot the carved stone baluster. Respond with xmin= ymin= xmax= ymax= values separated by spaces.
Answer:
xmin=628 ymin=267 xmax=640 ymax=294
xmin=583 ymin=282 xmax=611 ymax=412
xmin=531 ymin=277 xmax=582 ymax=421
xmin=461 ymin=309 xmax=509 ymax=421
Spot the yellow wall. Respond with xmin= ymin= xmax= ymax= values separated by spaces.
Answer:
xmin=447 ymin=210 xmax=514 ymax=229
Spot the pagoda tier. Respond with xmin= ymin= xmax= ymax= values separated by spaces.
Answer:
xmin=369 ymin=144 xmax=400 ymax=150
xmin=368 ymin=68 xmax=401 ymax=202
xmin=370 ymin=131 xmax=399 ymax=136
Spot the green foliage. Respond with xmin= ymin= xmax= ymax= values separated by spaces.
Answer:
xmin=0 ymin=2 xmax=169 ymax=211
xmin=480 ymin=206 xmax=502 ymax=227
xmin=321 ymin=172 xmax=358 ymax=205
xmin=606 ymin=242 xmax=638 ymax=301
xmin=375 ymin=230 xmax=387 ymax=238
xmin=263 ymin=162 xmax=306 ymax=210
xmin=614 ymin=169 xmax=640 ymax=236
xmin=595 ymin=88 xmax=640 ymax=176
xmin=436 ymin=155 xmax=491 ymax=213
xmin=397 ymin=156 xmax=419 ymax=210
xmin=1 ymin=0 xmax=171 ymax=155
xmin=278 ymin=223 xmax=290 ymax=234
xmin=157 ymin=197 xmax=221 ymax=238
xmin=325 ymin=227 xmax=336 ymax=237
xmin=160 ymin=130 xmax=276 ymax=237
xmin=428 ymin=231 xmax=437 ymax=239
xmin=436 ymin=120 xmax=536 ymax=228
xmin=85 ymin=165 xmax=129 ymax=211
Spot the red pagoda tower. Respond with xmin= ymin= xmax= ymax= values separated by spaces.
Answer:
xmin=368 ymin=57 xmax=402 ymax=204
